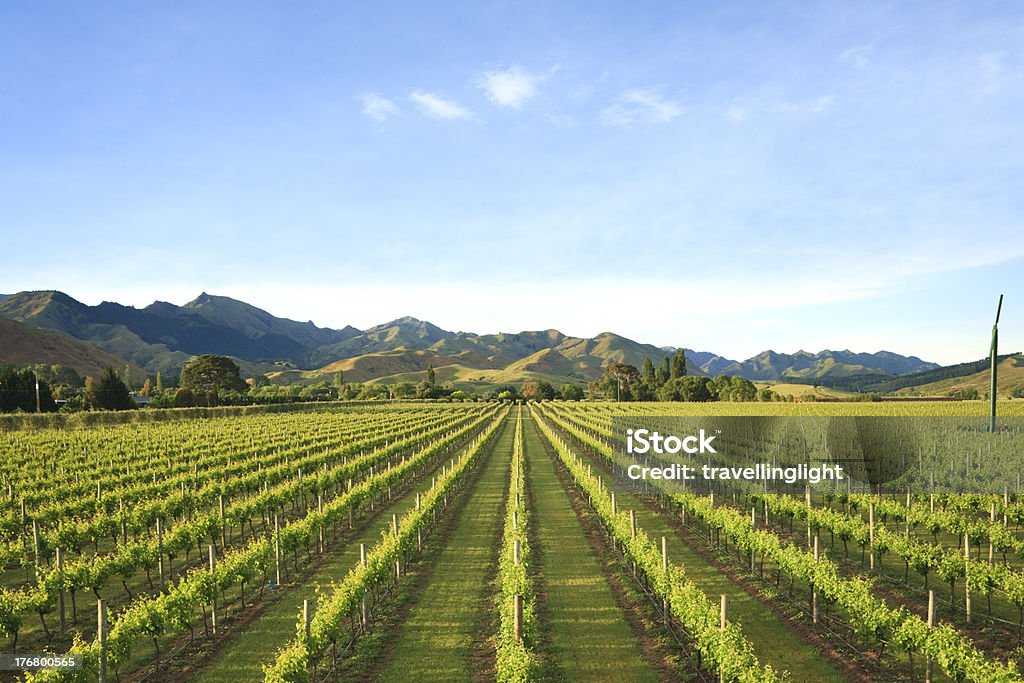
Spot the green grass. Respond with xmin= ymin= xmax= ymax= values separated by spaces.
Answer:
xmin=568 ymin=443 xmax=846 ymax=681
xmin=523 ymin=412 xmax=660 ymax=682
xmin=375 ymin=416 xmax=512 ymax=681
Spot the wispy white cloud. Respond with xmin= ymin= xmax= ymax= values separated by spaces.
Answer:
xmin=476 ymin=65 xmax=539 ymax=108
xmin=569 ymin=69 xmax=610 ymax=103
xmin=359 ymin=93 xmax=400 ymax=121
xmin=772 ymin=94 xmax=836 ymax=114
xmin=725 ymin=101 xmax=747 ymax=123
xmin=409 ymin=90 xmax=473 ymax=120
xmin=980 ymin=52 xmax=1006 ymax=94
xmin=809 ymin=94 xmax=836 ymax=112
xmin=600 ymin=89 xmax=683 ymax=126
xmin=839 ymin=44 xmax=873 ymax=69
xmin=728 ymin=94 xmax=835 ymax=120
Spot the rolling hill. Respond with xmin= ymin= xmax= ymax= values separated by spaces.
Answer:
xmin=0 ymin=289 xmax=941 ymax=391
xmin=892 ymin=354 xmax=1024 ymax=398
xmin=0 ymin=317 xmax=148 ymax=380
xmin=716 ymin=349 xmax=937 ymax=380
xmin=0 ymin=291 xmax=350 ymax=372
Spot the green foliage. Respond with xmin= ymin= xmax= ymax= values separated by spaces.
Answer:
xmin=657 ymin=376 xmax=713 ymax=402
xmin=89 ymin=367 xmax=135 ymax=411
xmin=533 ymin=410 xmax=785 ymax=682
xmin=671 ymin=348 xmax=687 ymax=378
xmin=180 ymin=355 xmax=247 ymax=396
xmin=174 ymin=387 xmax=196 ymax=408
xmin=0 ymin=365 xmax=57 ymax=413
xmin=558 ymin=383 xmax=584 ymax=401
xmin=641 ymin=357 xmax=656 ymax=386
xmin=948 ymin=388 xmax=980 ymax=400
xmin=707 ymin=375 xmax=757 ymax=401
xmin=495 ymin=410 xmax=541 ymax=681
xmin=541 ymin=405 xmax=1024 ymax=683
xmin=29 ymin=364 xmax=83 ymax=388
xmin=593 ymin=362 xmax=642 ymax=401
xmin=520 ymin=380 xmax=556 ymax=401
xmin=264 ymin=409 xmax=506 ymax=679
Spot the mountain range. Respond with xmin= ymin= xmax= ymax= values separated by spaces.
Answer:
xmin=0 ymin=290 xmax=940 ymax=389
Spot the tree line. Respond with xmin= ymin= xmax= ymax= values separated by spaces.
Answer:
xmin=586 ymin=350 xmax=777 ymax=402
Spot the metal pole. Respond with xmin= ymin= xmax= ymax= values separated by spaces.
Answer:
xmin=991 ymin=294 xmax=1003 ymax=433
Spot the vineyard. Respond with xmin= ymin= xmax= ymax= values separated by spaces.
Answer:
xmin=1 ymin=401 xmax=1024 ymax=681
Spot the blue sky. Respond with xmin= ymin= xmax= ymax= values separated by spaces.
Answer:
xmin=1 ymin=1 xmax=1021 ymax=364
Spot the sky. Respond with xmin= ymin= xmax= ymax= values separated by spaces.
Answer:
xmin=1 ymin=1 xmax=1022 ymax=365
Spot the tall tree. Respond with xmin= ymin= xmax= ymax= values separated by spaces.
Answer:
xmin=710 ymin=374 xmax=733 ymax=401
xmin=91 ymin=367 xmax=134 ymax=410
xmin=155 ymin=371 xmax=163 ymax=393
xmin=730 ymin=376 xmax=757 ymax=402
xmin=426 ymin=364 xmax=435 ymax=387
xmin=598 ymin=362 xmax=642 ymax=401
xmin=671 ymin=349 xmax=687 ymax=378
xmin=180 ymin=355 xmax=247 ymax=395
xmin=0 ymin=366 xmax=56 ymax=413
xmin=559 ymin=383 xmax=584 ymax=400
xmin=661 ymin=357 xmax=671 ymax=383
xmin=641 ymin=357 xmax=656 ymax=387
xmin=521 ymin=379 xmax=542 ymax=401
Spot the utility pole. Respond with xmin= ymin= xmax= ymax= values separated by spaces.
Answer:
xmin=990 ymin=294 xmax=1003 ymax=433
xmin=34 ymin=371 xmax=41 ymax=413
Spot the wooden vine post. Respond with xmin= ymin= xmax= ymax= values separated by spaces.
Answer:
xmin=719 ymin=595 xmax=728 ymax=683
xmin=964 ymin=533 xmax=972 ymax=624
xmin=98 ymin=599 xmax=108 ymax=683
xmin=274 ymin=513 xmax=282 ymax=585
xmin=925 ymin=590 xmax=935 ymax=683
xmin=209 ymin=544 xmax=217 ymax=635
xmin=56 ymin=547 xmax=65 ymax=632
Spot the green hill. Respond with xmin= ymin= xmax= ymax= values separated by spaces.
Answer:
xmin=0 ymin=317 xmax=148 ymax=380
xmin=1 ymin=290 xmax=942 ymax=392
xmin=893 ymin=355 xmax=1024 ymax=398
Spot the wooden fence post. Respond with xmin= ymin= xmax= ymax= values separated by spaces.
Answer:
xmin=925 ymin=589 xmax=935 ymax=682
xmin=662 ymin=536 xmax=669 ymax=625
xmin=812 ymin=535 xmax=819 ymax=624
xmin=869 ymin=502 xmax=875 ymax=571
xmin=274 ymin=514 xmax=282 ymax=586
xmin=219 ymin=494 xmax=227 ymax=549
xmin=98 ymin=599 xmax=108 ymax=683
xmin=964 ymin=533 xmax=972 ymax=624
xmin=209 ymin=544 xmax=217 ymax=635
xmin=360 ymin=544 xmax=369 ymax=629
xmin=719 ymin=595 xmax=727 ymax=683
xmin=56 ymin=548 xmax=65 ymax=632
xmin=303 ymin=599 xmax=312 ymax=640
xmin=318 ymin=494 xmax=324 ymax=554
